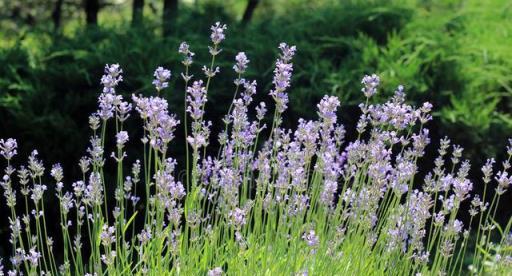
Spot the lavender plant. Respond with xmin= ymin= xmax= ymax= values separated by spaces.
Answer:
xmin=1 ymin=22 xmax=512 ymax=276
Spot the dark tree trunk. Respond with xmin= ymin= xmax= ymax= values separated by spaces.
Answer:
xmin=132 ymin=0 xmax=144 ymax=26
xmin=163 ymin=0 xmax=178 ymax=36
xmin=241 ymin=0 xmax=259 ymax=25
xmin=52 ymin=0 xmax=64 ymax=30
xmin=85 ymin=0 xmax=100 ymax=26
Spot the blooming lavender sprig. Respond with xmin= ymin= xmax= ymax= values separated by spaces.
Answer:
xmin=233 ymin=52 xmax=249 ymax=75
xmin=303 ymin=230 xmax=319 ymax=253
xmin=116 ymin=131 xmax=129 ymax=147
xmin=152 ymin=67 xmax=171 ymax=92
xmin=361 ymin=74 xmax=380 ymax=98
xmin=269 ymin=43 xmax=296 ymax=113
xmin=317 ymin=95 xmax=341 ymax=127
xmin=210 ymin=22 xmax=227 ymax=45
xmin=179 ymin=42 xmax=195 ymax=81
xmin=0 ymin=138 xmax=17 ymax=160
xmin=97 ymin=64 xmax=124 ymax=121
xmin=186 ymin=80 xmax=207 ymax=121
xmin=208 ymin=267 xmax=223 ymax=276
xmin=101 ymin=64 xmax=123 ymax=94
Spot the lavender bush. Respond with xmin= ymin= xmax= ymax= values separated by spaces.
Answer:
xmin=1 ymin=22 xmax=511 ymax=275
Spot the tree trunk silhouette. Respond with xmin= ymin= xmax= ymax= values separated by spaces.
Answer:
xmin=52 ymin=0 xmax=64 ymax=30
xmin=132 ymin=0 xmax=144 ymax=26
xmin=241 ymin=0 xmax=259 ymax=25
xmin=163 ymin=0 xmax=178 ymax=36
xmin=85 ymin=0 xmax=100 ymax=26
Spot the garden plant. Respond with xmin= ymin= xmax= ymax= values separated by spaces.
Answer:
xmin=1 ymin=22 xmax=512 ymax=275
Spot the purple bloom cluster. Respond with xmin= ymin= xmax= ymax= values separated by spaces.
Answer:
xmin=269 ymin=43 xmax=296 ymax=113
xmin=0 ymin=138 xmax=17 ymax=160
xmin=152 ymin=66 xmax=171 ymax=91
xmin=361 ymin=74 xmax=380 ymax=98
xmin=233 ymin=52 xmax=249 ymax=74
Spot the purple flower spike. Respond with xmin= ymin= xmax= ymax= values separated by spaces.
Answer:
xmin=361 ymin=74 xmax=380 ymax=98
xmin=0 ymin=138 xmax=17 ymax=160
xmin=152 ymin=67 xmax=171 ymax=91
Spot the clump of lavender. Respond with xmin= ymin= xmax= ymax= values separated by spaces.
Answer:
xmin=1 ymin=22 xmax=511 ymax=276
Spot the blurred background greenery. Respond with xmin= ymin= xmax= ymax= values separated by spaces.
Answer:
xmin=0 ymin=0 xmax=511 ymax=226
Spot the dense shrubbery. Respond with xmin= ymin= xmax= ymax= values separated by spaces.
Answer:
xmin=1 ymin=21 xmax=512 ymax=275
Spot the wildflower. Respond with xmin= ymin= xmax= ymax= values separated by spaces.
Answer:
xmin=303 ymin=230 xmax=319 ymax=250
xmin=84 ymin=172 xmax=103 ymax=206
xmin=186 ymin=80 xmax=207 ymax=120
xmin=228 ymin=207 xmax=247 ymax=229
xmin=278 ymin=42 xmax=297 ymax=63
xmin=179 ymin=42 xmax=195 ymax=82
xmin=87 ymin=136 xmax=104 ymax=167
xmin=0 ymin=138 xmax=17 ymax=160
xmin=117 ymin=101 xmax=132 ymax=122
xmin=152 ymin=66 xmax=171 ymax=92
xmin=451 ymin=145 xmax=463 ymax=165
xmin=101 ymin=64 xmax=123 ymax=94
xmin=202 ymin=65 xmax=220 ymax=78
xmin=179 ymin=41 xmax=191 ymax=56
xmin=59 ymin=192 xmax=74 ymax=215
xmin=317 ymin=95 xmax=341 ymax=126
xmin=97 ymin=92 xmax=121 ymax=120
xmin=208 ymin=267 xmax=223 ymax=276
xmin=101 ymin=250 xmax=116 ymax=266
xmin=361 ymin=74 xmax=380 ymax=98
xmin=30 ymin=184 xmax=47 ymax=205
xmin=26 ymin=248 xmax=41 ymax=266
xmin=269 ymin=43 xmax=296 ymax=113
xmin=50 ymin=163 xmax=64 ymax=183
xmin=137 ymin=228 xmax=152 ymax=244
xmin=495 ymin=170 xmax=512 ymax=195
xmin=116 ymin=131 xmax=129 ymax=147
xmin=100 ymin=225 xmax=116 ymax=247
xmin=210 ymin=22 xmax=227 ymax=45
xmin=28 ymin=150 xmax=44 ymax=178
xmin=256 ymin=102 xmax=267 ymax=120
xmin=233 ymin=52 xmax=249 ymax=74
xmin=89 ymin=115 xmax=100 ymax=130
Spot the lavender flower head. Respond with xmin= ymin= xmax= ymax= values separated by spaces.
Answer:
xmin=269 ymin=43 xmax=296 ymax=113
xmin=317 ymin=95 xmax=341 ymax=125
xmin=302 ymin=230 xmax=319 ymax=248
xmin=152 ymin=67 xmax=171 ymax=92
xmin=101 ymin=64 xmax=123 ymax=94
xmin=228 ymin=207 xmax=247 ymax=229
xmin=26 ymin=248 xmax=41 ymax=266
xmin=208 ymin=267 xmax=223 ymax=276
xmin=278 ymin=42 xmax=297 ymax=63
xmin=210 ymin=22 xmax=227 ymax=45
xmin=50 ymin=163 xmax=64 ymax=183
xmin=179 ymin=41 xmax=195 ymax=68
xmin=116 ymin=131 xmax=129 ymax=147
xmin=186 ymin=80 xmax=207 ymax=120
xmin=179 ymin=42 xmax=191 ymax=55
xmin=233 ymin=52 xmax=249 ymax=74
xmin=0 ymin=138 xmax=17 ymax=160
xmin=361 ymin=74 xmax=380 ymax=98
